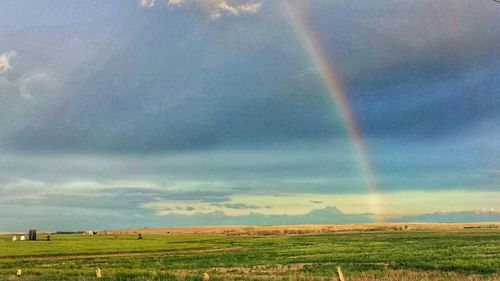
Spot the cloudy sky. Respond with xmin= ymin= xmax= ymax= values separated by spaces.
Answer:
xmin=0 ymin=0 xmax=499 ymax=231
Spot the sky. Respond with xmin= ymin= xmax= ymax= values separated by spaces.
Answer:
xmin=0 ymin=0 xmax=499 ymax=231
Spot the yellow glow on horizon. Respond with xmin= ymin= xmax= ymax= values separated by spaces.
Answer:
xmin=144 ymin=190 xmax=500 ymax=218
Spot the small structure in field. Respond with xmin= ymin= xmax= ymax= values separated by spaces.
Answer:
xmin=29 ymin=229 xmax=37 ymax=241
xmin=11 ymin=236 xmax=17 ymax=241
xmin=137 ymin=233 xmax=143 ymax=240
xmin=19 ymin=235 xmax=26 ymax=241
xmin=84 ymin=230 xmax=95 ymax=236
xmin=202 ymin=272 xmax=209 ymax=281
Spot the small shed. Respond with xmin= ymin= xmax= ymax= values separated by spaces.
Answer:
xmin=29 ymin=229 xmax=37 ymax=241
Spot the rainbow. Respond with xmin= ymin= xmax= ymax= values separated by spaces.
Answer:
xmin=284 ymin=2 xmax=384 ymax=222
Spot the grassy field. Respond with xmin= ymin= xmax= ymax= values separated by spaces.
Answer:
xmin=0 ymin=228 xmax=499 ymax=281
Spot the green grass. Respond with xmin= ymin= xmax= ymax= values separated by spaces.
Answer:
xmin=0 ymin=234 xmax=223 ymax=258
xmin=0 ymin=229 xmax=499 ymax=280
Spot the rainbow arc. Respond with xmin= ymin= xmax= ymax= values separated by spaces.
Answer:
xmin=284 ymin=2 xmax=384 ymax=222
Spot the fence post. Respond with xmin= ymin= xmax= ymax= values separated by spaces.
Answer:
xmin=335 ymin=266 xmax=345 ymax=281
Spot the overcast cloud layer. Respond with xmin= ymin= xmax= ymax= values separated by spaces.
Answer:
xmin=0 ymin=0 xmax=499 ymax=231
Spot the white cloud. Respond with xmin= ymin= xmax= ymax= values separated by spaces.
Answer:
xmin=17 ymin=72 xmax=55 ymax=100
xmin=0 ymin=51 xmax=17 ymax=74
xmin=143 ymin=0 xmax=263 ymax=19
xmin=167 ymin=0 xmax=184 ymax=5
xmin=211 ymin=1 xmax=262 ymax=19
xmin=0 ymin=71 xmax=57 ymax=100
xmin=139 ymin=0 xmax=156 ymax=7
xmin=0 ymin=51 xmax=58 ymax=101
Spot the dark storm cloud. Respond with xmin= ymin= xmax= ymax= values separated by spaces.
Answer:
xmin=0 ymin=187 xmax=233 ymax=214
xmin=2 ymin=0 xmax=499 ymax=154
xmin=6 ymin=36 xmax=335 ymax=153
xmin=309 ymin=0 xmax=500 ymax=140
xmin=1 ymin=0 xmax=499 ymax=231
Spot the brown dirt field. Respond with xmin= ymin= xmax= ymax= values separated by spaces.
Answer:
xmin=102 ymin=222 xmax=500 ymax=235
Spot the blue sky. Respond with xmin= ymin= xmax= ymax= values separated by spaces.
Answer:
xmin=0 ymin=0 xmax=499 ymax=231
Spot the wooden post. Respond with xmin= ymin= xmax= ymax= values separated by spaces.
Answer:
xmin=16 ymin=269 xmax=22 ymax=277
xmin=96 ymin=267 xmax=102 ymax=278
xmin=335 ymin=266 xmax=345 ymax=281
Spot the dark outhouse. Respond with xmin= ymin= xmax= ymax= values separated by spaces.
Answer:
xmin=29 ymin=229 xmax=37 ymax=241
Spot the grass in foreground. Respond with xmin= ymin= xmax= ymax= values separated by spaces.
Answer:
xmin=0 ymin=229 xmax=499 ymax=280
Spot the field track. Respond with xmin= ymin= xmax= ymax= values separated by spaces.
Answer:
xmin=0 ymin=246 xmax=244 ymax=261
